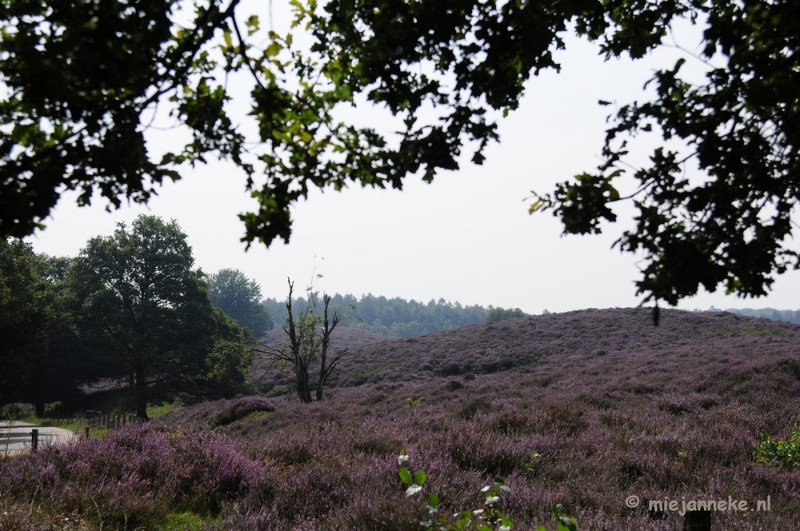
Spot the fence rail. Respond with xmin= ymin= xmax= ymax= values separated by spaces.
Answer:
xmin=45 ymin=413 xmax=145 ymax=430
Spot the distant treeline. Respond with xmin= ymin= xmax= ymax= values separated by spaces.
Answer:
xmin=724 ymin=307 xmax=800 ymax=324
xmin=263 ymin=294 xmax=526 ymax=337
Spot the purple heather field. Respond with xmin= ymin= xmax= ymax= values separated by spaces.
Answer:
xmin=2 ymin=308 xmax=800 ymax=530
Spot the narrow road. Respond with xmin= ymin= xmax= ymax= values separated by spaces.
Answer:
xmin=1 ymin=422 xmax=77 ymax=456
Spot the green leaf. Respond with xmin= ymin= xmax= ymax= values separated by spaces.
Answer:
xmin=398 ymin=467 xmax=412 ymax=485
xmin=265 ymin=42 xmax=282 ymax=58
xmin=415 ymin=470 xmax=427 ymax=486
xmin=427 ymin=494 xmax=439 ymax=507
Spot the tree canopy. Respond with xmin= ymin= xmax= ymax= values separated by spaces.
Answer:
xmin=208 ymin=268 xmax=274 ymax=337
xmin=71 ymin=215 xmax=253 ymax=418
xmin=1 ymin=0 xmax=797 ymax=318
xmin=1 ymin=242 xmax=105 ymax=415
xmin=263 ymin=293 xmax=488 ymax=337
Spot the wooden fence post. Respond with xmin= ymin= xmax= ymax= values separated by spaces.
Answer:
xmin=31 ymin=429 xmax=38 ymax=452
xmin=683 ymin=510 xmax=711 ymax=531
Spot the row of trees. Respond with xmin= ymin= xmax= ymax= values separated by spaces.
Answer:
xmin=724 ymin=308 xmax=800 ymax=325
xmin=263 ymin=294 xmax=527 ymax=337
xmin=0 ymin=216 xmax=255 ymax=419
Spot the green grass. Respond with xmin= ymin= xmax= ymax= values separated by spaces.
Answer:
xmin=715 ymin=326 xmax=780 ymax=337
xmin=14 ymin=417 xmax=111 ymax=439
xmin=237 ymin=410 xmax=269 ymax=423
xmin=147 ymin=402 xmax=184 ymax=419
xmin=160 ymin=512 xmax=207 ymax=531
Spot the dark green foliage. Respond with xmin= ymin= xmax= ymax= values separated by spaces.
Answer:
xmin=297 ymin=0 xmax=800 ymax=320
xmin=264 ymin=293 xmax=487 ymax=337
xmin=0 ymin=238 xmax=48 ymax=354
xmin=0 ymin=0 xmax=250 ymax=239
xmin=209 ymin=268 xmax=274 ymax=337
xmin=3 ymin=1 xmax=796 ymax=318
xmin=71 ymin=215 xmax=254 ymax=418
xmin=485 ymin=307 xmax=527 ymax=324
xmin=0 ymin=241 xmax=92 ymax=414
xmin=534 ymin=0 xmax=800 ymax=316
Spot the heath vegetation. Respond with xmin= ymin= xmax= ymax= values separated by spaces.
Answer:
xmin=2 ymin=308 xmax=800 ymax=530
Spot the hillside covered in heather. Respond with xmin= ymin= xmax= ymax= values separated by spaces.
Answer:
xmin=254 ymin=307 xmax=800 ymax=396
xmin=3 ymin=308 xmax=800 ymax=530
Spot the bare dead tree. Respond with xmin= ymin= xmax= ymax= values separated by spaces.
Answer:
xmin=259 ymin=278 xmax=348 ymax=403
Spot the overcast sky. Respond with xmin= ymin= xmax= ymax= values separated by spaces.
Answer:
xmin=22 ymin=2 xmax=800 ymax=315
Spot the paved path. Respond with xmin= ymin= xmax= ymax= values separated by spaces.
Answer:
xmin=1 ymin=422 xmax=77 ymax=456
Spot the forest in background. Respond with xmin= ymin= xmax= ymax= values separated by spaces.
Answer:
xmin=724 ymin=308 xmax=800 ymax=324
xmin=263 ymin=293 xmax=800 ymax=337
xmin=262 ymin=294 xmax=524 ymax=337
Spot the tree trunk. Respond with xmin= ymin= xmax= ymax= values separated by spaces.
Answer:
xmin=295 ymin=351 xmax=313 ymax=403
xmin=317 ymin=295 xmax=333 ymax=401
xmin=316 ymin=318 xmax=329 ymax=402
xmin=134 ymin=362 xmax=149 ymax=420
xmin=683 ymin=509 xmax=711 ymax=531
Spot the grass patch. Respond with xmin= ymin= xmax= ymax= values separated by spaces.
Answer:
xmin=160 ymin=512 xmax=207 ymax=531
xmin=715 ymin=326 xmax=776 ymax=337
xmin=237 ymin=410 xmax=269 ymax=423
xmin=148 ymin=402 xmax=184 ymax=419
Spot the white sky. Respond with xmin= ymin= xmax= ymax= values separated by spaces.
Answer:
xmin=22 ymin=2 xmax=800 ymax=315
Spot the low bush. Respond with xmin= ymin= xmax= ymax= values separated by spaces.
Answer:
xmin=209 ymin=396 xmax=275 ymax=427
xmin=754 ymin=419 xmax=800 ymax=470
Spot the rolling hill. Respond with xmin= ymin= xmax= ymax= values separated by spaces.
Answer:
xmin=3 ymin=308 xmax=800 ymax=530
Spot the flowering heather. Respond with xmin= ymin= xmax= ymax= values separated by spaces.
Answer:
xmin=158 ymin=395 xmax=276 ymax=429
xmin=2 ymin=308 xmax=800 ymax=530
xmin=0 ymin=424 xmax=272 ymax=529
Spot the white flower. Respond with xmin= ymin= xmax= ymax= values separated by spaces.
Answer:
xmin=398 ymin=454 xmax=410 ymax=466
xmin=486 ymin=496 xmax=501 ymax=505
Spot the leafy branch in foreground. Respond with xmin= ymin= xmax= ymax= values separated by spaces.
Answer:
xmin=397 ymin=449 xmax=577 ymax=531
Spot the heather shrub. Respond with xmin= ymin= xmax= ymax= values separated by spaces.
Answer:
xmin=266 ymin=384 xmax=290 ymax=397
xmin=656 ymin=395 xmax=693 ymax=415
xmin=445 ymin=379 xmax=465 ymax=391
xmin=0 ymin=424 xmax=272 ymax=527
xmin=209 ymin=396 xmax=275 ymax=427
xmin=4 ymin=309 xmax=800 ymax=530
xmin=460 ymin=398 xmax=492 ymax=420
xmin=397 ymin=450 xmax=576 ymax=531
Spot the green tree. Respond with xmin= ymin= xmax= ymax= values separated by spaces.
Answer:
xmin=71 ymin=215 xmax=253 ymax=418
xmin=0 ymin=238 xmax=50 ymax=410
xmin=485 ymin=307 xmax=527 ymax=324
xmin=208 ymin=268 xmax=273 ymax=337
xmin=0 ymin=243 xmax=96 ymax=416
xmin=2 ymin=0 xmax=797 ymax=318
xmin=0 ymin=238 xmax=47 ymax=355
